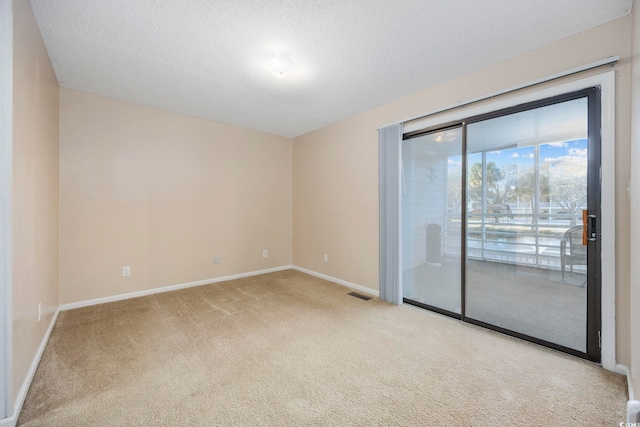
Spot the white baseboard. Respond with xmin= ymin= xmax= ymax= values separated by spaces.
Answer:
xmin=1 ymin=266 xmax=295 ymax=424
xmin=617 ymin=364 xmax=636 ymax=402
xmin=0 ymin=308 xmax=60 ymax=427
xmin=0 ymin=265 xmax=371 ymax=425
xmin=59 ymin=265 xmax=294 ymax=311
xmin=292 ymin=265 xmax=379 ymax=297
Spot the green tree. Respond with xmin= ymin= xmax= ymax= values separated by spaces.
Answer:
xmin=515 ymin=164 xmax=550 ymax=214
xmin=544 ymin=157 xmax=587 ymax=226
xmin=468 ymin=161 xmax=517 ymax=206
xmin=447 ymin=164 xmax=462 ymax=214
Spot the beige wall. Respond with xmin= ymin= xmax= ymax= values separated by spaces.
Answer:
xmin=59 ymin=89 xmax=293 ymax=304
xmin=12 ymin=0 xmax=60 ymax=400
xmin=9 ymin=2 xmax=636 ymax=406
xmin=629 ymin=0 xmax=640 ymax=398
xmin=293 ymin=17 xmax=633 ymax=366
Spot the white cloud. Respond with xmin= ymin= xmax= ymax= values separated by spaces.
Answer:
xmin=544 ymin=156 xmax=588 ymax=180
xmin=568 ymin=147 xmax=588 ymax=157
xmin=526 ymin=153 xmax=534 ymax=158
xmin=510 ymin=153 xmax=520 ymax=158
xmin=544 ymin=155 xmax=588 ymax=167
xmin=548 ymin=141 xmax=568 ymax=148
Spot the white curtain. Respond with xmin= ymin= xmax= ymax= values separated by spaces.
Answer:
xmin=379 ymin=124 xmax=403 ymax=304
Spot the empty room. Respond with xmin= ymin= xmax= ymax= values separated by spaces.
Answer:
xmin=2 ymin=0 xmax=640 ymax=425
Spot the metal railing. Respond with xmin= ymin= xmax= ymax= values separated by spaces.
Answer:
xmin=444 ymin=212 xmax=584 ymax=271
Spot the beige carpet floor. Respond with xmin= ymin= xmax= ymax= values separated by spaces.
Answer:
xmin=18 ymin=270 xmax=627 ymax=426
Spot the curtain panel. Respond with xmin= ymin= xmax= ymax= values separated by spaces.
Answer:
xmin=378 ymin=124 xmax=403 ymax=304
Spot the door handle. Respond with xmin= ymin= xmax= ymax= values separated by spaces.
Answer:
xmin=587 ymin=214 xmax=597 ymax=242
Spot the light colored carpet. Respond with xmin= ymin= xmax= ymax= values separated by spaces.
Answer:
xmin=18 ymin=270 xmax=626 ymax=426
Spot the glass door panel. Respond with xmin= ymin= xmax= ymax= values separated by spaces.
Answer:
xmin=402 ymin=127 xmax=462 ymax=314
xmin=465 ymin=97 xmax=590 ymax=352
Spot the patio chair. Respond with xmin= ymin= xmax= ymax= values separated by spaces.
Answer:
xmin=560 ymin=225 xmax=587 ymax=279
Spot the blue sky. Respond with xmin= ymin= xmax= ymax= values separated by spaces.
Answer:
xmin=447 ymin=138 xmax=588 ymax=169
xmin=489 ymin=138 xmax=587 ymax=167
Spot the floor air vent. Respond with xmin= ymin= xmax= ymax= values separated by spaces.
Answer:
xmin=348 ymin=291 xmax=371 ymax=301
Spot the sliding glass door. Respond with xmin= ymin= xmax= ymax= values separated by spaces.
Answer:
xmin=402 ymin=88 xmax=601 ymax=361
xmin=402 ymin=127 xmax=463 ymax=315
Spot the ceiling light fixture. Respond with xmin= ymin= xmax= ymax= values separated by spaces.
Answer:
xmin=264 ymin=52 xmax=301 ymax=78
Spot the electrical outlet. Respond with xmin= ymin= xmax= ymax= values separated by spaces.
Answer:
xmin=122 ymin=266 xmax=131 ymax=277
xmin=324 ymin=254 xmax=329 ymax=262
xmin=38 ymin=303 xmax=42 ymax=322
xmin=263 ymin=250 xmax=268 ymax=258
xmin=214 ymin=255 xmax=220 ymax=264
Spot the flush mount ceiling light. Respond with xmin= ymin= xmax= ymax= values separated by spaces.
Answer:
xmin=264 ymin=52 xmax=301 ymax=78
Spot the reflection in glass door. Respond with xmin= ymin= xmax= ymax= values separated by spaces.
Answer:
xmin=402 ymin=127 xmax=462 ymax=315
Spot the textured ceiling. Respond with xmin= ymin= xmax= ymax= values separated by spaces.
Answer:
xmin=30 ymin=0 xmax=631 ymax=138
